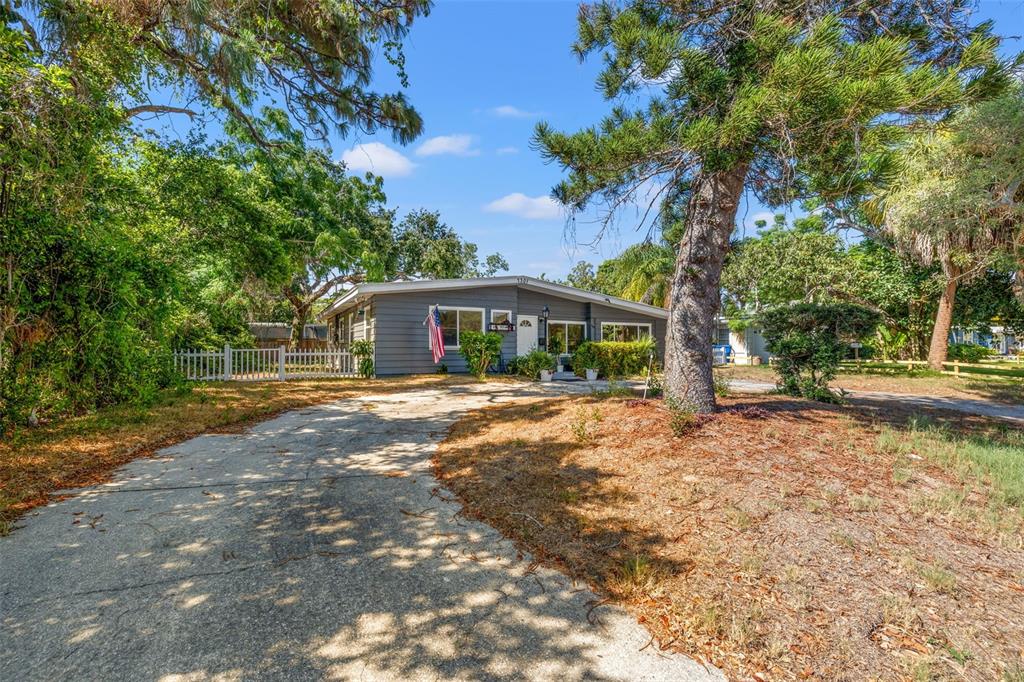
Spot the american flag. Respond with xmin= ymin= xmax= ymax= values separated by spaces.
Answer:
xmin=425 ymin=305 xmax=445 ymax=363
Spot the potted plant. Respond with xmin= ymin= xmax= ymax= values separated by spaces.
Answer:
xmin=524 ymin=349 xmax=556 ymax=382
xmin=585 ymin=368 xmax=598 ymax=382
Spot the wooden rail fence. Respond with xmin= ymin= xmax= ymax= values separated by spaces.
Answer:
xmin=840 ymin=358 xmax=1023 ymax=379
xmin=173 ymin=345 xmax=358 ymax=381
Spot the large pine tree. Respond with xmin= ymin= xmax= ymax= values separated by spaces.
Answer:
xmin=536 ymin=1 xmax=1006 ymax=411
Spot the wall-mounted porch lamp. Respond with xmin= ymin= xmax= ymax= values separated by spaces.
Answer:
xmin=539 ymin=305 xmax=550 ymax=352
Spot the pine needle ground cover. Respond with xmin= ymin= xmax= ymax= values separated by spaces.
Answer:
xmin=435 ymin=395 xmax=1024 ymax=680
xmin=0 ymin=375 xmax=482 ymax=532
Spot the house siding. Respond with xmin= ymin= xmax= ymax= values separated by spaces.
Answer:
xmin=373 ymin=286 xmax=519 ymax=375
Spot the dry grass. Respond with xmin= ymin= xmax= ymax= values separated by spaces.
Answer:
xmin=0 ymin=375 xmax=479 ymax=531
xmin=717 ymin=364 xmax=1024 ymax=405
xmin=435 ymin=394 xmax=1024 ymax=681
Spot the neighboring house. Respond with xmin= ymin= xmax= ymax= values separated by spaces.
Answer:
xmin=249 ymin=322 xmax=329 ymax=349
xmin=952 ymin=325 xmax=1020 ymax=356
xmin=714 ymin=318 xmax=771 ymax=365
xmin=318 ymin=276 xmax=668 ymax=375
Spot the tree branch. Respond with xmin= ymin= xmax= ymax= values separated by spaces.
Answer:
xmin=124 ymin=105 xmax=198 ymax=119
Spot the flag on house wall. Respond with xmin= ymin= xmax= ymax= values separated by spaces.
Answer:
xmin=425 ymin=305 xmax=445 ymax=363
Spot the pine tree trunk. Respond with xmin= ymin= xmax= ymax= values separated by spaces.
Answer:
xmin=664 ymin=164 xmax=748 ymax=413
xmin=927 ymin=269 xmax=959 ymax=370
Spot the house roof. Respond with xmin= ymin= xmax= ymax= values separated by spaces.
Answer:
xmin=318 ymin=276 xmax=669 ymax=320
xmin=249 ymin=322 xmax=327 ymax=341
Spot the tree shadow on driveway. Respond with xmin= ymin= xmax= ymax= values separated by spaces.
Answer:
xmin=0 ymin=384 xmax=720 ymax=681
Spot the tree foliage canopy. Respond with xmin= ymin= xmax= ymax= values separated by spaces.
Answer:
xmin=16 ymin=0 xmax=429 ymax=144
xmin=536 ymin=1 xmax=1004 ymax=228
xmin=882 ymin=86 xmax=1024 ymax=279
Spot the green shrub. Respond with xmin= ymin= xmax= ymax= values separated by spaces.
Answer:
xmin=508 ymin=349 xmax=556 ymax=379
xmin=570 ymin=405 xmax=603 ymax=443
xmin=572 ymin=338 xmax=657 ymax=378
xmin=646 ymin=373 xmax=664 ymax=397
xmin=712 ymin=372 xmax=730 ymax=397
xmin=664 ymin=396 xmax=717 ymax=437
xmin=758 ymin=303 xmax=880 ymax=403
xmin=459 ymin=331 xmax=504 ymax=378
xmin=350 ymin=339 xmax=375 ymax=378
xmin=947 ymin=342 xmax=993 ymax=363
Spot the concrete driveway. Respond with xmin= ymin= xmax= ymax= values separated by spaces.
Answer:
xmin=1 ymin=382 xmax=721 ymax=681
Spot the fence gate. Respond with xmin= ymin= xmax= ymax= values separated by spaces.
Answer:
xmin=173 ymin=345 xmax=357 ymax=381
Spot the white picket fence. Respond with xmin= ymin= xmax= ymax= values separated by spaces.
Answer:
xmin=173 ymin=345 xmax=358 ymax=381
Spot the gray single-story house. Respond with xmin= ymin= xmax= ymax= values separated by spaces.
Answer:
xmin=318 ymin=276 xmax=668 ymax=375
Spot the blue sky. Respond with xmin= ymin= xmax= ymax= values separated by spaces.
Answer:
xmin=157 ymin=0 xmax=1024 ymax=279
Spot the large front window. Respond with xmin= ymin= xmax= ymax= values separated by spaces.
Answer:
xmin=548 ymin=321 xmax=586 ymax=354
xmin=601 ymin=322 xmax=652 ymax=343
xmin=436 ymin=307 xmax=484 ymax=348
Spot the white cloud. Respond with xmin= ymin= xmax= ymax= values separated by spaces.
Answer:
xmin=339 ymin=142 xmax=415 ymax=177
xmin=416 ymin=134 xmax=479 ymax=157
xmin=484 ymin=193 xmax=563 ymax=220
xmin=743 ymin=211 xmax=775 ymax=231
xmin=491 ymin=105 xmax=543 ymax=118
xmin=496 ymin=146 xmax=519 ymax=155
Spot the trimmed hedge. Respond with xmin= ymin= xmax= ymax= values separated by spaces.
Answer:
xmin=947 ymin=342 xmax=994 ymax=363
xmin=572 ymin=339 xmax=657 ymax=378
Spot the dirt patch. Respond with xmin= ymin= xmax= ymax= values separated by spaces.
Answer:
xmin=435 ymin=394 xmax=1024 ymax=680
xmin=0 ymin=374 xmax=482 ymax=529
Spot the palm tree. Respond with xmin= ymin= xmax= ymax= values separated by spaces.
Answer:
xmin=596 ymin=242 xmax=675 ymax=307
xmin=882 ymin=89 xmax=1024 ymax=369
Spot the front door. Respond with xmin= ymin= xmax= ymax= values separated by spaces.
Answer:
xmin=517 ymin=315 xmax=538 ymax=355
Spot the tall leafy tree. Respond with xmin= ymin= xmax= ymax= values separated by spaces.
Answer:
xmin=16 ymin=0 xmax=429 ymax=144
xmin=565 ymin=261 xmax=598 ymax=291
xmin=0 ymin=21 xmax=182 ymax=428
xmin=536 ymin=1 xmax=1005 ymax=411
xmin=721 ymin=217 xmax=944 ymax=359
xmin=395 ymin=209 xmax=507 ymax=279
xmin=722 ymin=215 xmax=850 ymax=312
xmin=882 ymin=87 xmax=1024 ymax=368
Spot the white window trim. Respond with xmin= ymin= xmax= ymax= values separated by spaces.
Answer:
xmin=600 ymin=321 xmax=653 ymax=342
xmin=548 ymin=320 xmax=587 ymax=355
xmin=427 ymin=305 xmax=486 ymax=350
xmin=490 ymin=309 xmax=513 ymax=324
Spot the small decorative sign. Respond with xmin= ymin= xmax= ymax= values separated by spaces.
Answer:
xmin=488 ymin=322 xmax=516 ymax=333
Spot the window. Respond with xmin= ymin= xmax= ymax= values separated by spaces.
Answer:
xmin=491 ymin=309 xmax=512 ymax=325
xmin=548 ymin=321 xmax=586 ymax=354
xmin=432 ymin=306 xmax=485 ymax=348
xmin=335 ymin=315 xmax=348 ymax=346
xmin=601 ymin=322 xmax=652 ymax=343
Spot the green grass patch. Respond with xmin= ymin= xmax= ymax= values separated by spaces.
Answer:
xmin=878 ymin=420 xmax=1024 ymax=513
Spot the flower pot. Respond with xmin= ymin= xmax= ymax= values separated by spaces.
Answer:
xmin=557 ymin=364 xmax=564 ymax=373
xmin=585 ymin=368 xmax=598 ymax=382
xmin=539 ymin=370 xmax=553 ymax=382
